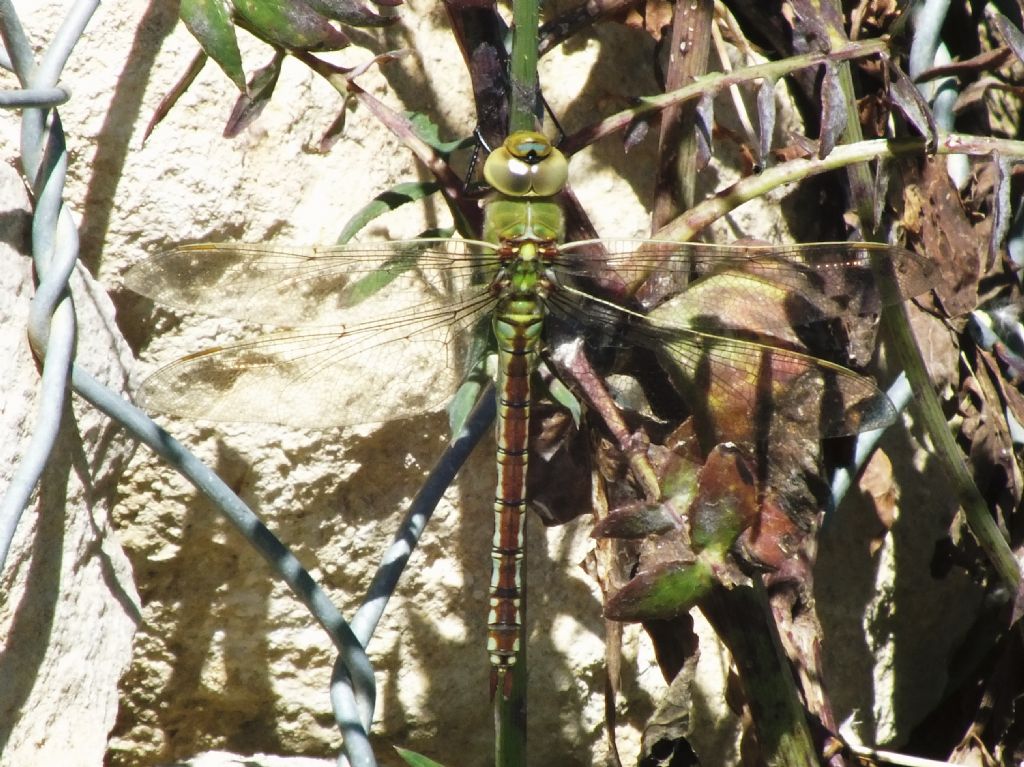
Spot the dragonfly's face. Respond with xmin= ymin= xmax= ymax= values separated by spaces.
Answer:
xmin=483 ymin=130 xmax=568 ymax=198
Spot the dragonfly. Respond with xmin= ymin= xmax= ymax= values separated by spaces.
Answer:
xmin=124 ymin=130 xmax=936 ymax=693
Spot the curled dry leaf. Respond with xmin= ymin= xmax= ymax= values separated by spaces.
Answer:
xmin=900 ymin=158 xmax=985 ymax=317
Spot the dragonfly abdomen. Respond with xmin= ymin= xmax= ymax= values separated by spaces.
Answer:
xmin=488 ymin=299 xmax=544 ymax=683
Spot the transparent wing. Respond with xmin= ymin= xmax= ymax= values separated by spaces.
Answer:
xmin=556 ymin=239 xmax=937 ymax=323
xmin=546 ymin=239 xmax=936 ymax=443
xmin=125 ymin=239 xmax=500 ymax=426
xmin=547 ymin=284 xmax=897 ymax=444
xmin=124 ymin=238 xmax=500 ymax=327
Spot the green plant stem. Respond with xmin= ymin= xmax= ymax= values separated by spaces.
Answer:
xmin=561 ymin=38 xmax=890 ymax=155
xmin=508 ymin=0 xmax=539 ymax=133
xmin=493 ymin=621 xmax=528 ymax=767
xmin=659 ymin=133 xmax=1024 ymax=243
xmin=699 ymin=580 xmax=820 ymax=767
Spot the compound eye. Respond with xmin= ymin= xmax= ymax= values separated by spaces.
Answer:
xmin=525 ymin=148 xmax=567 ymax=196
xmin=483 ymin=131 xmax=568 ymax=196
xmin=506 ymin=132 xmax=552 ymax=163
xmin=484 ymin=147 xmax=534 ymax=195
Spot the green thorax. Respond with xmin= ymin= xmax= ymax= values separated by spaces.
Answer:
xmin=482 ymin=194 xmax=565 ymax=246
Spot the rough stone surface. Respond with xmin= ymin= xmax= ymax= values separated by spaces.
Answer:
xmin=0 ymin=3 xmax=985 ymax=767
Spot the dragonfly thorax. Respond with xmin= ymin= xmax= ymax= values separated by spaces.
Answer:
xmin=483 ymin=196 xmax=565 ymax=243
xmin=491 ymin=243 xmax=556 ymax=300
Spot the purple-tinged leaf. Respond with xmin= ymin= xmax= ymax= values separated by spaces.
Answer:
xmin=886 ymin=58 xmax=937 ymax=151
xmin=223 ymin=52 xmax=283 ymax=137
xmin=144 ymin=51 xmax=208 ymax=141
xmin=992 ymin=11 xmax=1024 ymax=67
xmin=624 ymin=117 xmax=650 ymax=153
xmin=305 ymin=0 xmax=395 ymax=27
xmin=991 ymin=155 xmax=1011 ymax=263
xmin=592 ymin=500 xmax=686 ymax=540
xmin=784 ymin=0 xmax=832 ymax=55
xmin=687 ymin=444 xmax=757 ymax=554
xmin=755 ymin=78 xmax=776 ymax=170
xmin=872 ymin=154 xmax=891 ymax=235
xmin=818 ymin=60 xmax=845 ymax=158
xmin=694 ymin=93 xmax=713 ymax=173
xmin=232 ymin=0 xmax=350 ymax=50
xmin=316 ymin=107 xmax=348 ymax=153
xmin=735 ymin=493 xmax=805 ymax=570
xmin=180 ymin=0 xmax=246 ymax=91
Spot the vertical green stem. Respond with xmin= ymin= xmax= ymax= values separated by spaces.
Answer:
xmin=700 ymin=581 xmax=821 ymax=767
xmin=508 ymin=0 xmax=539 ymax=133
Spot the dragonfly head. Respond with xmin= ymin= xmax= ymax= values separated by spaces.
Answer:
xmin=484 ymin=130 xmax=568 ymax=198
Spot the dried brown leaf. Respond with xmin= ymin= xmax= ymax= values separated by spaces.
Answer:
xmin=851 ymin=0 xmax=900 ymax=39
xmin=900 ymin=158 xmax=983 ymax=317
xmin=972 ymin=350 xmax=1023 ymax=511
xmin=907 ymin=305 xmax=960 ymax=392
xmin=736 ymin=493 xmax=806 ymax=569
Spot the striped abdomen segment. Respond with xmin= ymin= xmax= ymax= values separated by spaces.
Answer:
xmin=488 ymin=297 xmax=544 ymax=682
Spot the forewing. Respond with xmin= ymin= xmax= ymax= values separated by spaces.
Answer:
xmin=124 ymin=238 xmax=499 ymax=327
xmin=556 ymin=239 xmax=937 ymax=321
xmin=125 ymin=238 xmax=500 ymax=427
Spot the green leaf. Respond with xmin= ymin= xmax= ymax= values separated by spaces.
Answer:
xmin=334 ymin=228 xmax=455 ymax=310
xmin=591 ymin=500 xmax=684 ymax=539
xmin=603 ymin=556 xmax=715 ymax=621
xmin=545 ymin=375 xmax=582 ymax=427
xmin=449 ymin=327 xmax=494 ymax=435
xmin=395 ymin=746 xmax=449 ymax=767
xmin=336 ymin=181 xmax=441 ymax=244
xmin=449 ymin=371 xmax=491 ymax=436
xmin=180 ymin=0 xmax=246 ymax=91
xmin=404 ymin=112 xmax=474 ymax=156
xmin=305 ymin=0 xmax=394 ymax=26
xmin=232 ymin=0 xmax=349 ymax=50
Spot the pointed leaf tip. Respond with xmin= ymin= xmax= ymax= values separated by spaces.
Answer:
xmin=180 ymin=0 xmax=246 ymax=91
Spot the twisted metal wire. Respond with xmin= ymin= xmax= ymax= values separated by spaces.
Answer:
xmin=0 ymin=0 xmax=93 ymax=574
xmin=0 ymin=5 xmax=495 ymax=765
